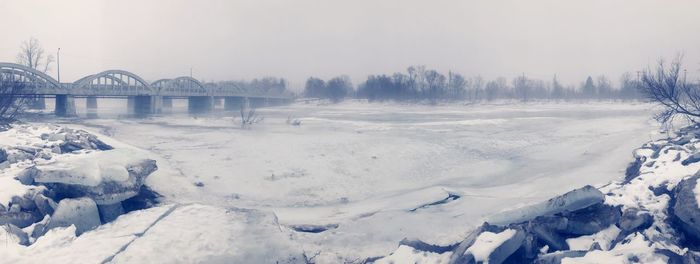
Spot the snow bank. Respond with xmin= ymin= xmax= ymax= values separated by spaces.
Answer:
xmin=374 ymin=245 xmax=451 ymax=264
xmin=0 ymin=123 xmax=162 ymax=249
xmin=375 ymin=124 xmax=700 ymax=263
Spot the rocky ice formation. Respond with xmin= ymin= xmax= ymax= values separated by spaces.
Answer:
xmin=376 ymin=124 xmax=700 ymax=264
xmin=44 ymin=198 xmax=101 ymax=236
xmin=0 ymin=124 xmax=159 ymax=245
xmin=22 ymin=151 xmax=158 ymax=205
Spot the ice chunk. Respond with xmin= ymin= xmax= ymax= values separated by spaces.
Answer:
xmin=46 ymin=197 xmax=101 ymax=236
xmin=489 ymin=185 xmax=604 ymax=226
xmin=0 ymin=211 xmax=34 ymax=228
xmin=1 ymin=223 xmax=29 ymax=246
xmin=535 ymin=250 xmax=587 ymax=264
xmin=618 ymin=208 xmax=653 ymax=232
xmin=566 ymin=225 xmax=620 ymax=251
xmin=464 ymin=228 xmax=525 ymax=264
xmin=531 ymin=224 xmax=568 ymax=251
xmin=673 ymin=173 xmax=700 ymax=240
xmin=33 ymin=193 xmax=58 ymax=217
xmin=31 ymin=149 xmax=146 ymax=186
xmin=559 ymin=204 xmax=621 ymax=236
xmin=0 ymin=148 xmax=7 ymax=163
xmin=30 ymin=154 xmax=157 ymax=205
xmin=450 ymin=223 xmax=504 ymax=264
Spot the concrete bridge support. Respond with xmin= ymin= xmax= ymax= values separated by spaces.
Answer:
xmin=151 ymin=96 xmax=163 ymax=114
xmin=224 ymin=97 xmax=244 ymax=111
xmin=55 ymin=95 xmax=76 ymax=117
xmin=132 ymin=96 xmax=154 ymax=117
xmin=127 ymin=97 xmax=135 ymax=115
xmin=86 ymin=96 xmax=98 ymax=118
xmin=188 ymin=96 xmax=213 ymax=114
xmin=161 ymin=97 xmax=173 ymax=109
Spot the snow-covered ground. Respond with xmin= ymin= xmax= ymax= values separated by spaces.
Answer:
xmin=9 ymin=100 xmax=658 ymax=262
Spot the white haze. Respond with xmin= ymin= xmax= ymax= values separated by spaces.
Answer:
xmin=0 ymin=0 xmax=699 ymax=91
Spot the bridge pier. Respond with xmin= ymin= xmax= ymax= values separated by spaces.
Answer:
xmin=161 ymin=97 xmax=173 ymax=109
xmin=151 ymin=96 xmax=163 ymax=114
xmin=55 ymin=95 xmax=76 ymax=117
xmin=86 ymin=96 xmax=98 ymax=118
xmin=188 ymin=96 xmax=213 ymax=114
xmin=224 ymin=97 xmax=244 ymax=111
xmin=127 ymin=97 xmax=135 ymax=115
xmin=131 ymin=96 xmax=154 ymax=117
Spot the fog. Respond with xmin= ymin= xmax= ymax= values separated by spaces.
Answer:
xmin=1 ymin=0 xmax=699 ymax=90
xmin=6 ymin=1 xmax=700 ymax=262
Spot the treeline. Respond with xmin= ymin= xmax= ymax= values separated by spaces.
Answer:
xmin=215 ymin=77 xmax=289 ymax=94
xmin=304 ymin=65 xmax=644 ymax=103
xmin=302 ymin=76 xmax=353 ymax=102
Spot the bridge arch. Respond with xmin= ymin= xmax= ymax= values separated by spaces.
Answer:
xmin=209 ymin=82 xmax=246 ymax=96
xmin=151 ymin=79 xmax=171 ymax=89
xmin=73 ymin=70 xmax=153 ymax=95
xmin=0 ymin=62 xmax=62 ymax=93
xmin=157 ymin=76 xmax=208 ymax=96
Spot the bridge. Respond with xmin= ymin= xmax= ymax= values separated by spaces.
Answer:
xmin=0 ymin=62 xmax=295 ymax=117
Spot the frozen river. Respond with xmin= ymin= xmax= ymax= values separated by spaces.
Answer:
xmin=56 ymin=100 xmax=657 ymax=260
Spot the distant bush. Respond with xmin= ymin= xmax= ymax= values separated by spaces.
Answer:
xmin=239 ymin=98 xmax=263 ymax=129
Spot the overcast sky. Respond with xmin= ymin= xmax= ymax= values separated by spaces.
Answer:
xmin=1 ymin=0 xmax=699 ymax=90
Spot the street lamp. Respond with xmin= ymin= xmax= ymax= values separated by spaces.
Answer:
xmin=57 ymin=48 xmax=61 ymax=84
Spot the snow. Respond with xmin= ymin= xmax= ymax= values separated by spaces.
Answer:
xmin=562 ymin=234 xmax=668 ymax=264
xmin=2 ymin=100 xmax=658 ymax=262
xmin=109 ymin=204 xmax=299 ymax=263
xmin=374 ymin=245 xmax=452 ymax=264
xmin=70 ymin=101 xmax=654 ymax=258
xmin=566 ymin=225 xmax=621 ymax=251
xmin=0 ymin=174 xmax=35 ymax=207
xmin=0 ymin=203 xmax=300 ymax=263
xmin=466 ymin=229 xmax=517 ymax=262
xmin=0 ymin=206 xmax=174 ymax=264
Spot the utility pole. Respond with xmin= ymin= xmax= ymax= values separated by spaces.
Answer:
xmin=57 ymin=48 xmax=61 ymax=83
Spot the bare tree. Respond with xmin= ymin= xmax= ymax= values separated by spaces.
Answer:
xmin=16 ymin=37 xmax=54 ymax=73
xmin=639 ymin=55 xmax=700 ymax=125
xmin=239 ymin=98 xmax=263 ymax=129
xmin=16 ymin=37 xmax=53 ymax=109
xmin=0 ymin=74 xmax=28 ymax=127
